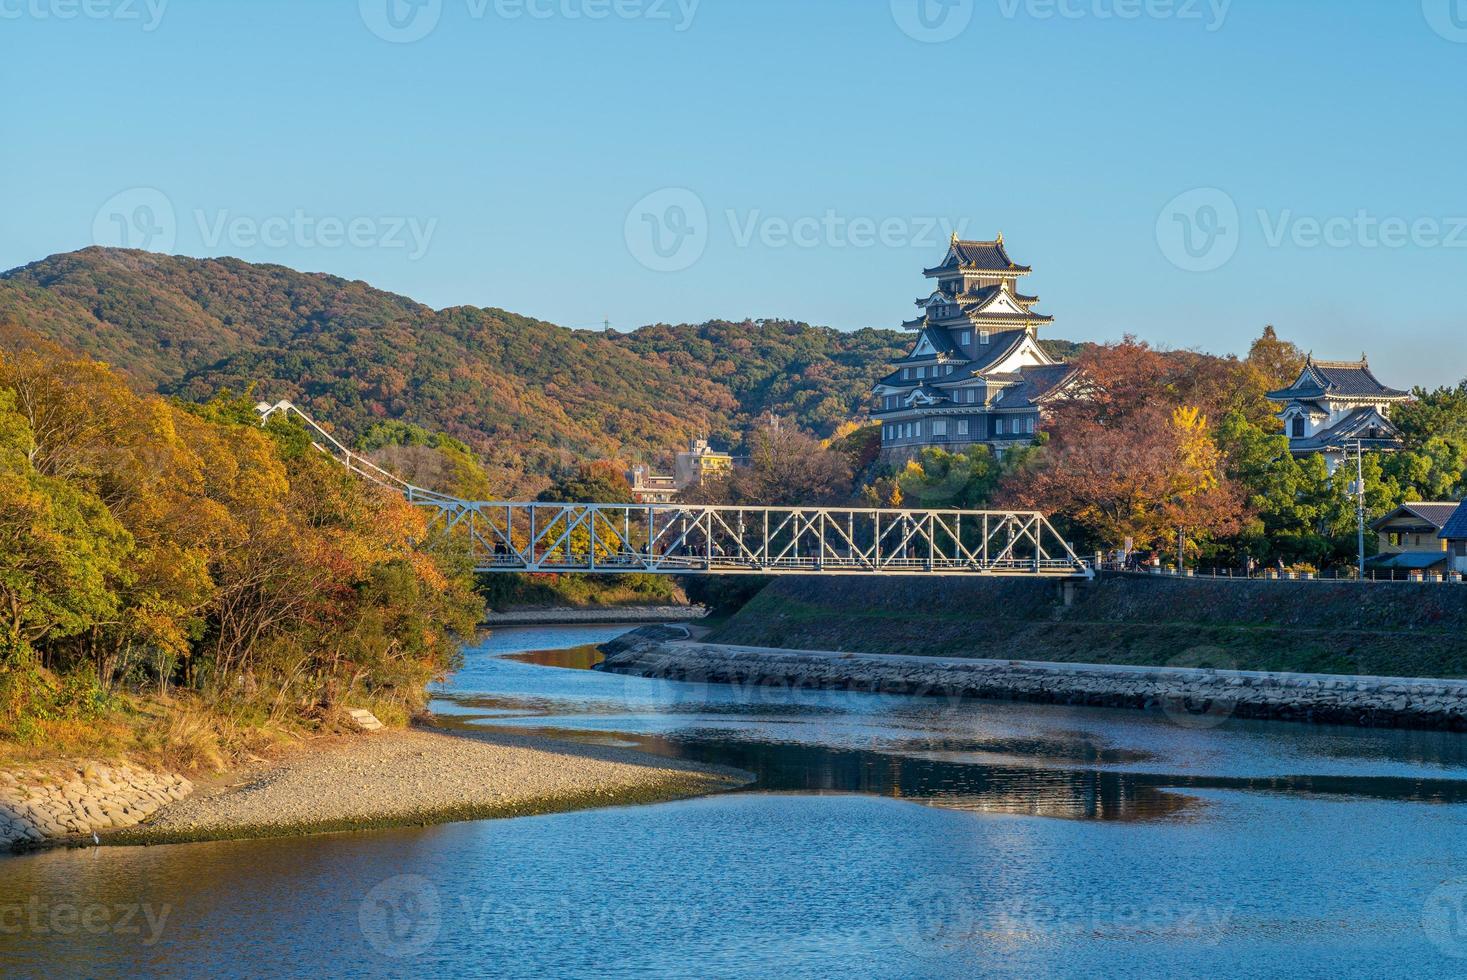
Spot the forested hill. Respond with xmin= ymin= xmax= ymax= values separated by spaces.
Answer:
xmin=0 ymin=248 xmax=924 ymax=479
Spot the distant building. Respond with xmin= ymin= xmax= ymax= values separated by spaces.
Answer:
xmin=1266 ymin=357 xmax=1409 ymax=470
xmin=1366 ymin=502 xmax=1457 ymax=576
xmin=675 ymin=438 xmax=733 ymax=488
xmin=628 ymin=464 xmax=678 ymax=504
xmin=1439 ymin=501 xmax=1467 ymax=575
xmin=872 ymin=233 xmax=1078 ymax=458
xmin=628 ymin=438 xmax=735 ymax=503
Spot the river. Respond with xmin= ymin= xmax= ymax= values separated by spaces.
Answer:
xmin=4 ymin=623 xmax=1467 ymax=977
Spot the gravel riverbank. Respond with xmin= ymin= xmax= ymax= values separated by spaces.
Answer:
xmin=600 ymin=626 xmax=1467 ymax=731
xmin=95 ymin=727 xmax=746 ymax=847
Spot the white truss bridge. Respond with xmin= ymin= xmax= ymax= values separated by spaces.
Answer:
xmin=257 ymin=400 xmax=1092 ymax=579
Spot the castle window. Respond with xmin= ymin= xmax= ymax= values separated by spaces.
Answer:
xmin=959 ymin=330 xmax=971 ymax=345
xmin=957 ymin=419 xmax=969 ymax=436
xmin=980 ymin=330 xmax=990 ymax=345
xmin=933 ymin=420 xmax=947 ymax=438
xmin=1025 ymin=417 xmax=1035 ymax=434
xmin=996 ymin=418 xmax=1006 ymax=435
xmin=1292 ymin=417 xmax=1305 ymax=438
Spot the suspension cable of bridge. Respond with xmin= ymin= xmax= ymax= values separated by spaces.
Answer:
xmin=255 ymin=400 xmax=1092 ymax=579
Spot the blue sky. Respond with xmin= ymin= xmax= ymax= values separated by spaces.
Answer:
xmin=4 ymin=0 xmax=1467 ymax=385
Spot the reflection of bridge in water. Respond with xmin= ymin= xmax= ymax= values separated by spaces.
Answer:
xmin=257 ymin=400 xmax=1091 ymax=579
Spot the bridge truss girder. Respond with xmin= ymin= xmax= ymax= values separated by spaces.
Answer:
xmin=424 ymin=501 xmax=1091 ymax=578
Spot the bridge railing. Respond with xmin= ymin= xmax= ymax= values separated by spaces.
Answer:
xmin=257 ymin=400 xmax=1091 ymax=578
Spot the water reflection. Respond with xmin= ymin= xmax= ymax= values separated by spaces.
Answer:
xmin=441 ymin=635 xmax=1467 ymax=824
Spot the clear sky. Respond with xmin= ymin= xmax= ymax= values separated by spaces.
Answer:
xmin=4 ymin=0 xmax=1467 ymax=385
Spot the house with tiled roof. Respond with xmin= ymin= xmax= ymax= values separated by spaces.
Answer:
xmin=1266 ymin=356 xmax=1410 ymax=471
xmin=872 ymin=233 xmax=1079 ymax=457
xmin=1366 ymin=502 xmax=1458 ymax=576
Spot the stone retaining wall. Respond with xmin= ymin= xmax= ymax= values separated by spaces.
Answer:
xmin=1 ymin=763 xmax=193 ymax=849
xmin=599 ymin=626 xmax=1467 ymax=730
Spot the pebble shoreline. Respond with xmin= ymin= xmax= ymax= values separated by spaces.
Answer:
xmin=599 ymin=626 xmax=1467 ymax=730
xmin=2 ymin=727 xmax=745 ymax=853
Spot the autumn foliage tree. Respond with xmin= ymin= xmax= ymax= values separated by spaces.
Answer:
xmin=0 ymin=341 xmax=482 ymax=746
xmin=1004 ymin=337 xmax=1250 ymax=557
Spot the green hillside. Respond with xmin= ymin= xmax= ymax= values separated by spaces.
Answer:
xmin=0 ymin=248 xmax=955 ymax=482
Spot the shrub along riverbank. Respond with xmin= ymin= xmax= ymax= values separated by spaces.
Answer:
xmin=709 ymin=575 xmax=1467 ymax=678
xmin=0 ymin=341 xmax=483 ymax=771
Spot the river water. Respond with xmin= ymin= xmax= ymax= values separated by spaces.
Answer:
xmin=4 ymin=623 xmax=1467 ymax=978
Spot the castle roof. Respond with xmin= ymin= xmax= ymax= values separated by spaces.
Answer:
xmin=1268 ymin=358 xmax=1409 ymax=402
xmin=997 ymin=363 xmax=1081 ymax=408
xmin=923 ymin=236 xmax=1031 ymax=277
xmin=1287 ymin=406 xmax=1403 ymax=453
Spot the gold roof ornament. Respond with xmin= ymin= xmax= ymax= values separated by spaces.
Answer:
xmin=996 ymin=231 xmax=1004 ymax=244
xmin=950 ymin=229 xmax=959 ymax=244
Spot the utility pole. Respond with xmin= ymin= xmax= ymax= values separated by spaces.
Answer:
xmin=1350 ymin=439 xmax=1366 ymax=581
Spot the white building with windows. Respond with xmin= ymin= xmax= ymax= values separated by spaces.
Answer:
xmin=1266 ymin=357 xmax=1409 ymax=471
xmin=872 ymin=234 xmax=1078 ymax=457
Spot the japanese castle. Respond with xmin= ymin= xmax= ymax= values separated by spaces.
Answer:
xmin=1266 ymin=357 xmax=1409 ymax=470
xmin=872 ymin=234 xmax=1077 ymax=456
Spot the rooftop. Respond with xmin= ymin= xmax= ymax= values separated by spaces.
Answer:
xmin=1440 ymin=502 xmax=1467 ymax=541
xmin=1372 ymin=502 xmax=1461 ymax=532
xmin=923 ymin=235 xmax=1032 ymax=277
xmin=1268 ymin=358 xmax=1410 ymax=402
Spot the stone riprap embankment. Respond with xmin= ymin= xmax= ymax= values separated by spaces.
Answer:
xmin=599 ymin=626 xmax=1467 ymax=730
xmin=1 ymin=763 xmax=193 ymax=849
xmin=486 ymin=605 xmax=706 ymax=627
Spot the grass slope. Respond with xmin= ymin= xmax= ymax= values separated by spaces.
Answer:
xmin=710 ymin=575 xmax=1467 ymax=678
